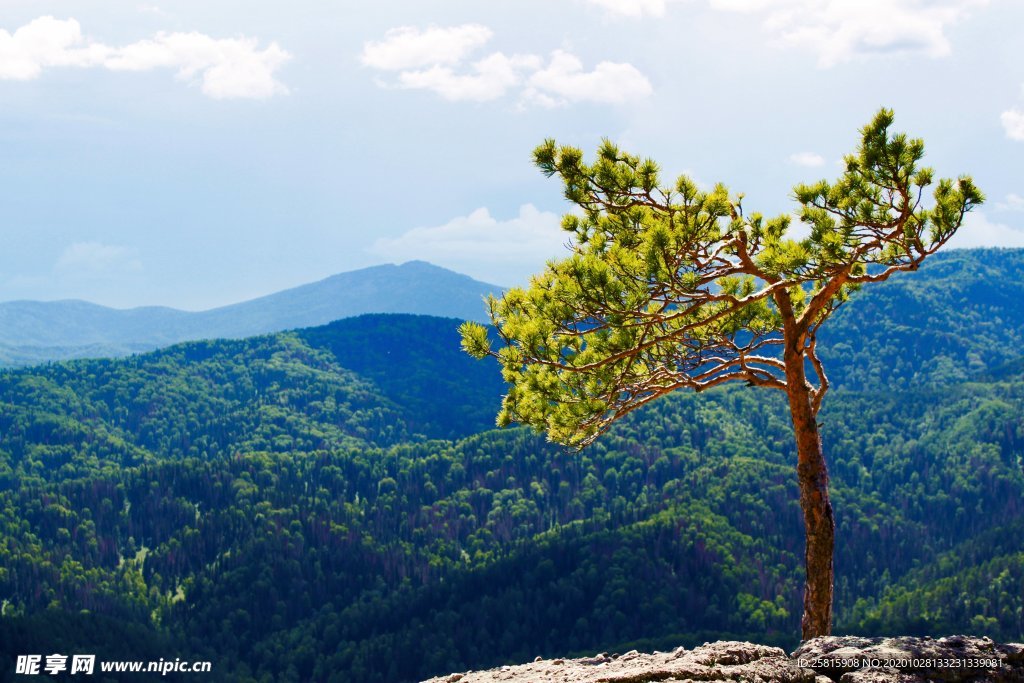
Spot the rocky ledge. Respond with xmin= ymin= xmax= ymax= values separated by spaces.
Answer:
xmin=422 ymin=636 xmax=1024 ymax=683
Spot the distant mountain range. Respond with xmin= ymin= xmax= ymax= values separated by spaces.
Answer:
xmin=3 ymin=249 xmax=1023 ymax=375
xmin=0 ymin=260 xmax=504 ymax=366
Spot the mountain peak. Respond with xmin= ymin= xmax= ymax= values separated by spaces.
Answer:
xmin=396 ymin=260 xmax=503 ymax=283
xmin=0 ymin=261 xmax=505 ymax=366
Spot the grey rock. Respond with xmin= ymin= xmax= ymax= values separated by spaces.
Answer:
xmin=998 ymin=644 xmax=1024 ymax=665
xmin=792 ymin=635 xmax=1024 ymax=682
xmin=422 ymin=637 xmax=1024 ymax=683
xmin=839 ymin=670 xmax=920 ymax=683
xmin=421 ymin=640 xmax=816 ymax=682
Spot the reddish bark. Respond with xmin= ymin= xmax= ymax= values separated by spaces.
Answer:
xmin=784 ymin=342 xmax=835 ymax=640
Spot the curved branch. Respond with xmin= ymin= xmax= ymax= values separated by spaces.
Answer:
xmin=806 ymin=329 xmax=829 ymax=416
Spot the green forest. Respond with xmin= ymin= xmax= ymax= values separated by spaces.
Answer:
xmin=1 ymin=249 xmax=1023 ymax=682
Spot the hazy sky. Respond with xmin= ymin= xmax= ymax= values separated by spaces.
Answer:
xmin=2 ymin=0 xmax=1022 ymax=310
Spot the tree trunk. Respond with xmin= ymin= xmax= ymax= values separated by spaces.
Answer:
xmin=784 ymin=352 xmax=835 ymax=640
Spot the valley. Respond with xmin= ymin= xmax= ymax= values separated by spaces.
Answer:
xmin=0 ymin=250 xmax=1022 ymax=682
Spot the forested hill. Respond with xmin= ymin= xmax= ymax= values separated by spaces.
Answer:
xmin=0 ymin=249 xmax=1023 ymax=682
xmin=1 ymin=244 xmax=1021 ymax=474
xmin=821 ymin=248 xmax=1024 ymax=390
xmin=0 ymin=314 xmax=505 ymax=459
xmin=2 ymin=362 xmax=1022 ymax=680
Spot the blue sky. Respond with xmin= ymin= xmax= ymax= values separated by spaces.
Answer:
xmin=2 ymin=0 xmax=1022 ymax=310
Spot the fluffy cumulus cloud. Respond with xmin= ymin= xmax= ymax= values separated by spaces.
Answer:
xmin=55 ymin=242 xmax=143 ymax=275
xmin=397 ymin=53 xmax=542 ymax=102
xmin=0 ymin=16 xmax=290 ymax=99
xmin=526 ymin=50 xmax=652 ymax=105
xmin=583 ymin=0 xmax=986 ymax=66
xmin=360 ymin=24 xmax=493 ymax=71
xmin=750 ymin=0 xmax=987 ymax=67
xmin=1001 ymin=109 xmax=1024 ymax=141
xmin=361 ymin=24 xmax=651 ymax=106
xmin=368 ymin=204 xmax=567 ymax=285
xmin=788 ymin=151 xmax=826 ymax=167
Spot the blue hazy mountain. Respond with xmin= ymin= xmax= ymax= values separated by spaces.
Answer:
xmin=0 ymin=260 xmax=504 ymax=366
xmin=3 ymin=249 xmax=1023 ymax=383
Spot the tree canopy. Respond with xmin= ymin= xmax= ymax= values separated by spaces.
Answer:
xmin=460 ymin=108 xmax=982 ymax=449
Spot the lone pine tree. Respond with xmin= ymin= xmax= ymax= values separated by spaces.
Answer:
xmin=460 ymin=109 xmax=982 ymax=639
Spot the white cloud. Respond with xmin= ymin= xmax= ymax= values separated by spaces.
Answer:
xmin=788 ymin=151 xmax=826 ymax=167
xmin=397 ymin=53 xmax=541 ymax=102
xmin=997 ymin=193 xmax=1024 ymax=211
xmin=108 ymin=32 xmax=291 ymax=99
xmin=526 ymin=50 xmax=653 ymax=106
xmin=1001 ymin=109 xmax=1024 ymax=141
xmin=368 ymin=204 xmax=567 ymax=286
xmin=710 ymin=0 xmax=985 ymax=67
xmin=55 ymin=242 xmax=143 ymax=274
xmin=0 ymin=16 xmax=290 ymax=99
xmin=579 ymin=0 xmax=983 ymax=65
xmin=782 ymin=1 xmax=977 ymax=67
xmin=0 ymin=16 xmax=100 ymax=80
xmin=360 ymin=24 xmax=492 ymax=71
xmin=583 ymin=0 xmax=671 ymax=17
xmin=363 ymin=25 xmax=651 ymax=108
xmin=945 ymin=211 xmax=1024 ymax=249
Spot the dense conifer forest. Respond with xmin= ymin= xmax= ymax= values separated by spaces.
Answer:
xmin=1 ymin=249 xmax=1022 ymax=682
